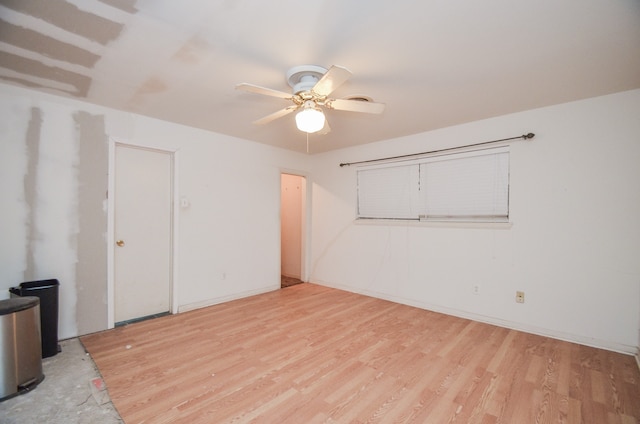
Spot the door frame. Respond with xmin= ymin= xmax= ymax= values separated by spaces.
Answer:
xmin=280 ymin=169 xmax=310 ymax=283
xmin=107 ymin=139 xmax=180 ymax=328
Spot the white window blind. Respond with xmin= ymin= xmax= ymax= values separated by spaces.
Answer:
xmin=356 ymin=147 xmax=509 ymax=222
xmin=420 ymin=150 xmax=509 ymax=220
xmin=357 ymin=164 xmax=420 ymax=219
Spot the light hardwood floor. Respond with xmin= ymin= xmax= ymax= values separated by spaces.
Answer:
xmin=81 ymin=284 xmax=640 ymax=423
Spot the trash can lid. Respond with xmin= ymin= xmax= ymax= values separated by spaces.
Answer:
xmin=0 ymin=296 xmax=40 ymax=315
xmin=18 ymin=279 xmax=60 ymax=290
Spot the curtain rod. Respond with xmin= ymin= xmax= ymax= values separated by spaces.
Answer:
xmin=339 ymin=132 xmax=535 ymax=167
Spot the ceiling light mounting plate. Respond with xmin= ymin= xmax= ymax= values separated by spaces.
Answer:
xmin=344 ymin=95 xmax=372 ymax=102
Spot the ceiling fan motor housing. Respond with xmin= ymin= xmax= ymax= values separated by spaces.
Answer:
xmin=286 ymin=65 xmax=327 ymax=94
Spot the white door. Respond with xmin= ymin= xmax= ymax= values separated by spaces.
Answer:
xmin=114 ymin=144 xmax=172 ymax=323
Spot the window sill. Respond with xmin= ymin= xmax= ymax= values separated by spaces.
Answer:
xmin=354 ymin=218 xmax=513 ymax=230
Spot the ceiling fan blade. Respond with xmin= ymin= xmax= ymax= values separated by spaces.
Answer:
xmin=312 ymin=65 xmax=352 ymax=97
xmin=317 ymin=118 xmax=331 ymax=135
xmin=236 ymin=83 xmax=292 ymax=100
xmin=327 ymin=98 xmax=385 ymax=114
xmin=253 ymin=105 xmax=298 ymax=125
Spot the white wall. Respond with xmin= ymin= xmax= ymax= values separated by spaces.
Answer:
xmin=0 ymin=83 xmax=311 ymax=338
xmin=309 ymin=89 xmax=640 ymax=354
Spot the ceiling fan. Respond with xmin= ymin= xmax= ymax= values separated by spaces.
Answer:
xmin=236 ymin=65 xmax=385 ymax=134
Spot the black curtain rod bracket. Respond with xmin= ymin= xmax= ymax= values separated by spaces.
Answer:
xmin=339 ymin=132 xmax=535 ymax=167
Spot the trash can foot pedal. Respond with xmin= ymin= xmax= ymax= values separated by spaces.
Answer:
xmin=17 ymin=375 xmax=45 ymax=394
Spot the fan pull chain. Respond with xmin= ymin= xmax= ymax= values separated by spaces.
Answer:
xmin=306 ymin=132 xmax=309 ymax=154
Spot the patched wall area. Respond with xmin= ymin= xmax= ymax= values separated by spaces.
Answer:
xmin=0 ymin=92 xmax=108 ymax=338
xmin=74 ymin=111 xmax=109 ymax=335
xmin=0 ymin=96 xmax=110 ymax=337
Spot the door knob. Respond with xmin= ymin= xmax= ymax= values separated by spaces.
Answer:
xmin=116 ymin=240 xmax=125 ymax=247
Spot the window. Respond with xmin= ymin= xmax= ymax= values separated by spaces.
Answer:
xmin=356 ymin=147 xmax=509 ymax=222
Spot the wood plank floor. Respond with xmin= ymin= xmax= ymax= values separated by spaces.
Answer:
xmin=81 ymin=284 xmax=640 ymax=423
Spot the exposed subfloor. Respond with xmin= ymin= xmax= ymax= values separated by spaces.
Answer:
xmin=1 ymin=338 xmax=122 ymax=423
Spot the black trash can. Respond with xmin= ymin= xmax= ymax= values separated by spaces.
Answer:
xmin=9 ymin=279 xmax=60 ymax=358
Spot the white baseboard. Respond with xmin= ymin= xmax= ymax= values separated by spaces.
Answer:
xmin=178 ymin=285 xmax=279 ymax=313
xmin=314 ymin=280 xmax=637 ymax=356
xmin=636 ymin=347 xmax=640 ymax=371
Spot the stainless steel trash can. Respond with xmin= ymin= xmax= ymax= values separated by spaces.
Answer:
xmin=0 ymin=296 xmax=44 ymax=402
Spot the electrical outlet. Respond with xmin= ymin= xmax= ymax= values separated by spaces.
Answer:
xmin=473 ymin=285 xmax=480 ymax=295
xmin=516 ymin=291 xmax=525 ymax=303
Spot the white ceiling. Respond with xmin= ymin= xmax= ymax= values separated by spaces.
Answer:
xmin=1 ymin=0 xmax=639 ymax=153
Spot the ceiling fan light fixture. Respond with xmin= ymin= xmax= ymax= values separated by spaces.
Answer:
xmin=237 ymin=65 xmax=384 ymax=135
xmin=295 ymin=104 xmax=325 ymax=133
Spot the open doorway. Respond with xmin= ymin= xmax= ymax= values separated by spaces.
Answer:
xmin=280 ymin=173 xmax=306 ymax=288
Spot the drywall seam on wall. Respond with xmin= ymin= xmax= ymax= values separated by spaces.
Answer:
xmin=73 ymin=111 xmax=109 ymax=335
xmin=23 ymin=107 xmax=42 ymax=281
xmin=36 ymin=105 xmax=81 ymax=339
xmin=0 ymin=95 xmax=30 ymax=289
